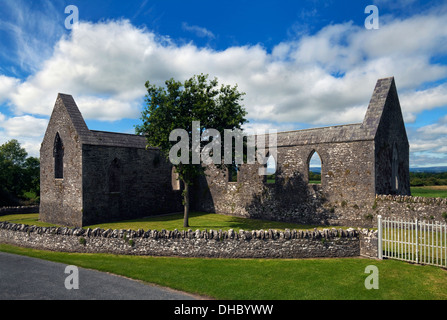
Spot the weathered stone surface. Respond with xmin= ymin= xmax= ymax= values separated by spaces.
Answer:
xmin=38 ymin=77 xmax=419 ymax=230
xmin=39 ymin=94 xmax=183 ymax=227
xmin=0 ymin=221 xmax=379 ymax=259
xmin=192 ymin=78 xmax=412 ymax=226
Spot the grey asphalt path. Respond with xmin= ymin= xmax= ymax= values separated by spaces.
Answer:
xmin=0 ymin=252 xmax=197 ymax=300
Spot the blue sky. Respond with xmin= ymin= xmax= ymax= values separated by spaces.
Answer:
xmin=1 ymin=0 xmax=447 ymax=168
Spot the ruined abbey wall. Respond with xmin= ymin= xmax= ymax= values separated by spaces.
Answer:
xmin=81 ymin=144 xmax=183 ymax=226
xmin=40 ymin=94 xmax=84 ymax=227
xmin=39 ymin=77 xmax=417 ymax=228
xmin=193 ymin=139 xmax=376 ymax=225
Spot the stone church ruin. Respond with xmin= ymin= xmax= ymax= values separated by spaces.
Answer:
xmin=40 ymin=77 xmax=411 ymax=227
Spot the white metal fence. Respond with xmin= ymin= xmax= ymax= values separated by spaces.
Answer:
xmin=378 ymin=215 xmax=447 ymax=268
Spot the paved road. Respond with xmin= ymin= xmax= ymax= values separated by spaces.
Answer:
xmin=0 ymin=252 xmax=197 ymax=300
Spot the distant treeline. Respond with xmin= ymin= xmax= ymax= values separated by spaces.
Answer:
xmin=410 ymin=172 xmax=447 ymax=186
xmin=309 ymin=171 xmax=321 ymax=182
xmin=308 ymin=171 xmax=447 ymax=186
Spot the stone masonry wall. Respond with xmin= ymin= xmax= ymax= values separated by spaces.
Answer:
xmin=321 ymin=194 xmax=447 ymax=228
xmin=193 ymin=140 xmax=376 ymax=226
xmin=40 ymin=95 xmax=84 ymax=227
xmin=0 ymin=221 xmax=378 ymax=259
xmin=81 ymin=145 xmax=183 ymax=226
xmin=0 ymin=206 xmax=39 ymax=216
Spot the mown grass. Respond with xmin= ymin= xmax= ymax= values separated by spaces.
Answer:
xmin=0 ymin=213 xmax=55 ymax=227
xmin=411 ymin=186 xmax=447 ymax=198
xmin=1 ymin=243 xmax=446 ymax=300
xmin=0 ymin=212 xmax=333 ymax=232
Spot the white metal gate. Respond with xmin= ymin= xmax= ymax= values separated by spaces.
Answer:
xmin=378 ymin=215 xmax=447 ymax=268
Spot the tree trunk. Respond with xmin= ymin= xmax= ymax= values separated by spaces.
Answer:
xmin=183 ymin=181 xmax=190 ymax=227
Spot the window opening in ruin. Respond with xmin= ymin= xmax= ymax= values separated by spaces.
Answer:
xmin=53 ymin=132 xmax=64 ymax=179
xmin=109 ymin=158 xmax=121 ymax=193
xmin=308 ymin=150 xmax=321 ymax=184
xmin=391 ymin=143 xmax=399 ymax=192
xmin=228 ymin=164 xmax=239 ymax=183
xmin=265 ymin=154 xmax=276 ymax=184
xmin=172 ymin=166 xmax=181 ymax=190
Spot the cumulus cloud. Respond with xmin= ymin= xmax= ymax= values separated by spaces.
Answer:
xmin=400 ymin=84 xmax=447 ymax=114
xmin=1 ymin=6 xmax=447 ymax=162
xmin=5 ymin=8 xmax=447 ymax=126
xmin=0 ymin=115 xmax=48 ymax=137
xmin=0 ymin=114 xmax=48 ymax=157
xmin=0 ymin=75 xmax=19 ymax=103
xmin=407 ymin=114 xmax=447 ymax=166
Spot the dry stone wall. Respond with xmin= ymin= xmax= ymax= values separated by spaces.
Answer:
xmin=0 ymin=221 xmax=378 ymax=259
xmin=0 ymin=206 xmax=39 ymax=216
xmin=322 ymin=194 xmax=447 ymax=228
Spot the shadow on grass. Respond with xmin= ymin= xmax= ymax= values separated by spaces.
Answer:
xmin=1 ymin=212 xmax=346 ymax=232
xmin=86 ymin=211 xmax=329 ymax=232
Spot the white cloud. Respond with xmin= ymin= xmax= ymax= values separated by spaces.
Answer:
xmin=408 ymin=117 xmax=447 ymax=166
xmin=0 ymin=115 xmax=48 ymax=137
xmin=0 ymin=114 xmax=47 ymax=157
xmin=417 ymin=123 xmax=447 ymax=137
xmin=1 ymin=6 xmax=447 ymax=163
xmin=400 ymin=84 xmax=447 ymax=114
xmin=0 ymin=75 xmax=19 ymax=103
xmin=76 ymin=96 xmax=140 ymax=121
xmin=182 ymin=22 xmax=215 ymax=39
xmin=5 ymin=9 xmax=447 ymax=126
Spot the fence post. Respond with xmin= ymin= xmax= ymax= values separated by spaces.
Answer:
xmin=415 ymin=218 xmax=419 ymax=264
xmin=377 ymin=215 xmax=383 ymax=260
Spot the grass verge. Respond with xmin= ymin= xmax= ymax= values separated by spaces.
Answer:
xmin=1 ymin=243 xmax=446 ymax=300
xmin=411 ymin=186 xmax=447 ymax=198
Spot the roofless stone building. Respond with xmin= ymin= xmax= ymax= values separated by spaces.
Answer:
xmin=40 ymin=77 xmax=410 ymax=227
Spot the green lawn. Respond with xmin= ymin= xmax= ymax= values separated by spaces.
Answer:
xmin=0 ymin=212 xmax=332 ymax=232
xmin=0 ymin=213 xmax=55 ymax=227
xmin=411 ymin=186 xmax=447 ymax=198
xmin=1 ymin=243 xmax=446 ymax=300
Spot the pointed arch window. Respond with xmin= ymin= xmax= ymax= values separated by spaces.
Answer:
xmin=53 ymin=133 xmax=64 ymax=179
xmin=228 ymin=164 xmax=240 ymax=183
xmin=109 ymin=158 xmax=121 ymax=193
xmin=307 ymin=150 xmax=322 ymax=184
xmin=391 ymin=144 xmax=399 ymax=192
xmin=263 ymin=153 xmax=276 ymax=184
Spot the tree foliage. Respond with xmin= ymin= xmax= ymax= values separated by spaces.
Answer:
xmin=136 ymin=74 xmax=247 ymax=227
xmin=410 ymin=172 xmax=447 ymax=186
xmin=0 ymin=140 xmax=40 ymax=206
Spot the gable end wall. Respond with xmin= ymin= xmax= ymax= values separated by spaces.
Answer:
xmin=39 ymin=97 xmax=83 ymax=227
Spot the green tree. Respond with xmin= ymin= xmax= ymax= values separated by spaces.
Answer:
xmin=23 ymin=156 xmax=40 ymax=198
xmin=136 ymin=74 xmax=247 ymax=227
xmin=0 ymin=140 xmax=40 ymax=206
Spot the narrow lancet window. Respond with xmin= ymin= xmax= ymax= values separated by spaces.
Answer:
xmin=109 ymin=158 xmax=121 ymax=193
xmin=265 ymin=154 xmax=276 ymax=184
xmin=308 ymin=150 xmax=322 ymax=184
xmin=54 ymin=133 xmax=64 ymax=179
xmin=391 ymin=144 xmax=399 ymax=192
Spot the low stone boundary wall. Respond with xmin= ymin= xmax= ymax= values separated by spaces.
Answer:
xmin=0 ymin=206 xmax=39 ymax=216
xmin=326 ymin=194 xmax=447 ymax=228
xmin=0 ymin=221 xmax=378 ymax=259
